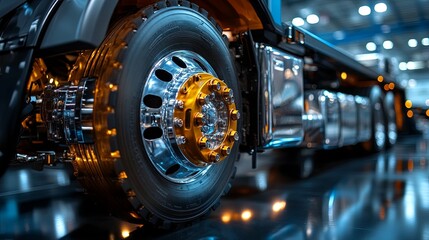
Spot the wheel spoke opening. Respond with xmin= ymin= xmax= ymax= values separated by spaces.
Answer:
xmin=172 ymin=56 xmax=187 ymax=68
xmin=155 ymin=69 xmax=173 ymax=82
xmin=143 ymin=126 xmax=163 ymax=140
xmin=143 ymin=94 xmax=163 ymax=108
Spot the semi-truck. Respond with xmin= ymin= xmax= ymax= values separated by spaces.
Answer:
xmin=0 ymin=0 xmax=407 ymax=228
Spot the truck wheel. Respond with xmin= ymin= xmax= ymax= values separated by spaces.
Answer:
xmin=70 ymin=1 xmax=241 ymax=227
xmin=384 ymin=91 xmax=397 ymax=147
xmin=363 ymin=86 xmax=386 ymax=152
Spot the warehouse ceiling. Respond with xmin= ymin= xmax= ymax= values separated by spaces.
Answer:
xmin=280 ymin=0 xmax=429 ymax=90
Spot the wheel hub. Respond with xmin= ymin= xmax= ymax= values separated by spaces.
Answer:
xmin=173 ymin=73 xmax=239 ymax=166
xmin=140 ymin=51 xmax=239 ymax=183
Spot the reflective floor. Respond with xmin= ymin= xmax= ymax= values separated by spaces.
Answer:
xmin=1 ymin=127 xmax=429 ymax=239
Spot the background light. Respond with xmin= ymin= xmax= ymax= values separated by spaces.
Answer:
xmin=359 ymin=6 xmax=371 ymax=16
xmin=422 ymin=38 xmax=429 ymax=46
xmin=405 ymin=100 xmax=413 ymax=108
xmin=366 ymin=42 xmax=377 ymax=51
xmin=408 ymin=39 xmax=418 ymax=48
xmin=383 ymin=40 xmax=393 ymax=49
xmin=292 ymin=17 xmax=305 ymax=26
xmin=399 ymin=62 xmax=407 ymax=71
xmin=306 ymin=14 xmax=320 ymax=24
xmin=374 ymin=3 xmax=387 ymax=13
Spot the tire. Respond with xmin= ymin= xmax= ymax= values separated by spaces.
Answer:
xmin=384 ymin=91 xmax=397 ymax=147
xmin=69 ymin=1 xmax=241 ymax=228
xmin=362 ymin=86 xmax=386 ymax=152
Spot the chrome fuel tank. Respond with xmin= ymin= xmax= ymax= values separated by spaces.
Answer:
xmin=257 ymin=44 xmax=304 ymax=149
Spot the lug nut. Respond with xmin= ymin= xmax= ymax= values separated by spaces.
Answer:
xmin=229 ymin=131 xmax=239 ymax=142
xmin=209 ymin=79 xmax=221 ymax=91
xmin=173 ymin=117 xmax=183 ymax=128
xmin=181 ymin=86 xmax=188 ymax=94
xmin=199 ymin=137 xmax=208 ymax=148
xmin=209 ymin=152 xmax=220 ymax=162
xmin=230 ymin=110 xmax=240 ymax=120
xmin=193 ymin=75 xmax=202 ymax=82
xmin=194 ymin=112 xmax=205 ymax=126
xmin=222 ymin=88 xmax=233 ymax=99
xmin=198 ymin=93 xmax=207 ymax=105
xmin=221 ymin=145 xmax=231 ymax=156
xmin=176 ymin=136 xmax=186 ymax=145
xmin=175 ymin=100 xmax=184 ymax=109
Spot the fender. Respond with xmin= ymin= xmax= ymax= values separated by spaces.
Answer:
xmin=40 ymin=0 xmax=119 ymax=54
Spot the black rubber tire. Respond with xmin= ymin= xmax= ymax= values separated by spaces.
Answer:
xmin=384 ymin=91 xmax=397 ymax=148
xmin=362 ymin=86 xmax=387 ymax=152
xmin=71 ymin=1 xmax=240 ymax=228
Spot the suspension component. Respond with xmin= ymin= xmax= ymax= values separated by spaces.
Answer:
xmin=42 ymin=78 xmax=95 ymax=144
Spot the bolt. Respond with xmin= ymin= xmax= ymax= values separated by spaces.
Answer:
xmin=194 ymin=112 xmax=205 ymax=127
xmin=229 ymin=131 xmax=239 ymax=142
xmin=175 ymin=100 xmax=184 ymax=109
xmin=176 ymin=136 xmax=186 ymax=145
xmin=222 ymin=88 xmax=233 ymax=99
xmin=199 ymin=137 xmax=208 ymax=148
xmin=209 ymin=152 xmax=221 ymax=162
xmin=230 ymin=110 xmax=240 ymax=120
xmin=209 ymin=79 xmax=221 ymax=91
xmin=221 ymin=145 xmax=231 ymax=156
xmin=173 ymin=117 xmax=183 ymax=128
xmin=193 ymin=75 xmax=202 ymax=82
xmin=198 ymin=93 xmax=207 ymax=105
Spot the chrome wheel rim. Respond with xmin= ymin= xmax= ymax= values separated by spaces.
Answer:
xmin=140 ymin=51 xmax=239 ymax=183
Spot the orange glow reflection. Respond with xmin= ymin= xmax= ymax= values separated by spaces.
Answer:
xmin=379 ymin=206 xmax=386 ymax=220
xmin=121 ymin=229 xmax=130 ymax=238
xmin=272 ymin=201 xmax=287 ymax=213
xmin=241 ymin=210 xmax=253 ymax=221
xmin=408 ymin=159 xmax=414 ymax=172
xmin=384 ymin=84 xmax=390 ymax=91
xmin=221 ymin=212 xmax=232 ymax=223
xmin=405 ymin=100 xmax=413 ymax=109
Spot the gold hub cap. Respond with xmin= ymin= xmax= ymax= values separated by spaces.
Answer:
xmin=173 ymin=73 xmax=239 ymax=166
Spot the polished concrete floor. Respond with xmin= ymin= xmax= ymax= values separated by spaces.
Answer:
xmin=1 ymin=126 xmax=429 ymax=239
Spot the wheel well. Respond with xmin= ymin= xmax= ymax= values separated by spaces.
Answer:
xmin=114 ymin=0 xmax=263 ymax=33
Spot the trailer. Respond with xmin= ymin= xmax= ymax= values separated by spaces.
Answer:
xmin=0 ymin=0 xmax=407 ymax=228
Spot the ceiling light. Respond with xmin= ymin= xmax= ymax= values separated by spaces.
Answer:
xmin=292 ymin=17 xmax=305 ymax=26
xmin=383 ymin=40 xmax=393 ymax=49
xmin=408 ymin=39 xmax=418 ymax=48
xmin=306 ymin=14 xmax=319 ymax=24
xmin=399 ymin=62 xmax=407 ymax=71
xmin=408 ymin=79 xmax=416 ymax=88
xmin=422 ymin=38 xmax=429 ymax=46
xmin=407 ymin=61 xmax=425 ymax=70
xmin=355 ymin=53 xmax=379 ymax=61
xmin=374 ymin=3 xmax=387 ymax=13
xmin=366 ymin=42 xmax=377 ymax=51
xmin=358 ymin=6 xmax=371 ymax=16
xmin=333 ymin=31 xmax=345 ymax=40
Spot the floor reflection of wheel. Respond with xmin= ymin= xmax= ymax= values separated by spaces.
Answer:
xmin=70 ymin=2 xmax=241 ymax=228
xmin=363 ymin=86 xmax=386 ymax=152
xmin=384 ymin=91 xmax=397 ymax=148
